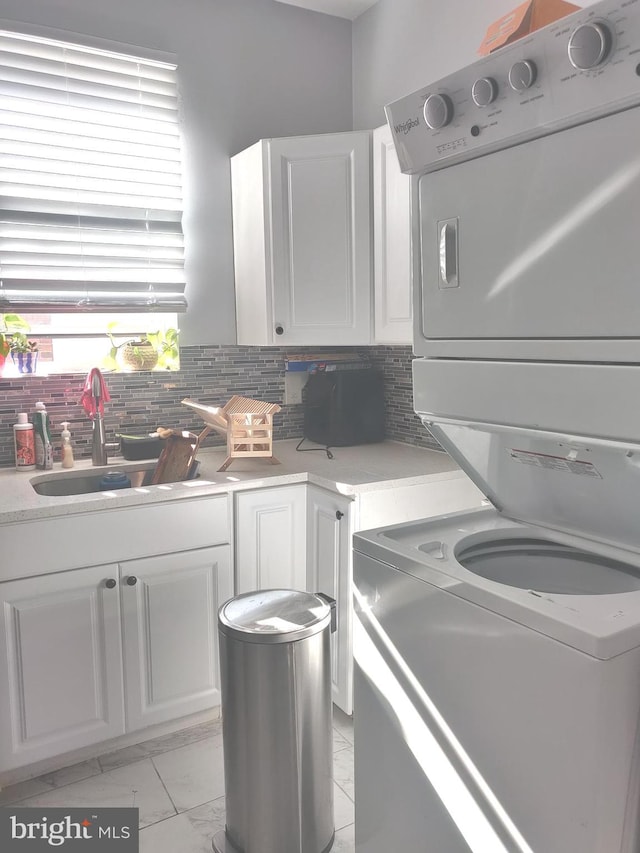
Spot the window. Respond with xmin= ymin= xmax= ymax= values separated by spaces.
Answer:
xmin=0 ymin=28 xmax=185 ymax=314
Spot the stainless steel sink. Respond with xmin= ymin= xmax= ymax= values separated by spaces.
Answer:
xmin=31 ymin=463 xmax=156 ymax=496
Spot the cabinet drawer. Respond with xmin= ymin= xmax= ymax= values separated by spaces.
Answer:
xmin=1 ymin=495 xmax=230 ymax=581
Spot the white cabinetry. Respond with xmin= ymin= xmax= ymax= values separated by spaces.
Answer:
xmin=0 ymin=495 xmax=232 ymax=774
xmin=234 ymin=483 xmax=354 ymax=712
xmin=121 ymin=546 xmax=232 ymax=732
xmin=235 ymin=485 xmax=307 ymax=593
xmin=306 ymin=486 xmax=352 ymax=712
xmin=0 ymin=565 xmax=125 ymax=771
xmin=373 ymin=123 xmax=415 ymax=344
xmin=232 ymin=132 xmax=372 ymax=346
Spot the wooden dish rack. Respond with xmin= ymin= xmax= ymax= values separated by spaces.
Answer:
xmin=182 ymin=396 xmax=282 ymax=471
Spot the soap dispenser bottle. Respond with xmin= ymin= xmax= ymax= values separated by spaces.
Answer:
xmin=33 ymin=401 xmax=53 ymax=470
xmin=60 ymin=421 xmax=74 ymax=469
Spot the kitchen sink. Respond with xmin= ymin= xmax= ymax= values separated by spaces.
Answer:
xmin=31 ymin=463 xmax=157 ymax=497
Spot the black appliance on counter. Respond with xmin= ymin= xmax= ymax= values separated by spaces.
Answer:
xmin=302 ymin=368 xmax=385 ymax=447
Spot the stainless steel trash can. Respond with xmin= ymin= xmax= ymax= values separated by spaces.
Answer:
xmin=212 ymin=589 xmax=336 ymax=853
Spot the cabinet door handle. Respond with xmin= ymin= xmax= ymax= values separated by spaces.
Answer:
xmin=275 ymin=324 xmax=284 ymax=336
xmin=335 ymin=510 xmax=344 ymax=520
xmin=126 ymin=576 xmax=138 ymax=586
xmin=105 ymin=578 xmax=117 ymax=589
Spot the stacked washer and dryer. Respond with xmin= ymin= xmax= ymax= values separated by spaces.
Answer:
xmin=353 ymin=1 xmax=640 ymax=851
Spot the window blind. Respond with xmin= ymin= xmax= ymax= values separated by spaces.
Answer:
xmin=0 ymin=29 xmax=186 ymax=312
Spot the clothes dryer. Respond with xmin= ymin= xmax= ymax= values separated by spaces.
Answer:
xmin=354 ymin=0 xmax=640 ymax=850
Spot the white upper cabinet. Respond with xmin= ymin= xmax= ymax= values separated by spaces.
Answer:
xmin=372 ymin=123 xmax=415 ymax=345
xmin=232 ymin=132 xmax=372 ymax=346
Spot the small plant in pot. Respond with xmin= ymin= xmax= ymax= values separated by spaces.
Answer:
xmin=104 ymin=323 xmax=179 ymax=372
xmin=0 ymin=314 xmax=35 ymax=375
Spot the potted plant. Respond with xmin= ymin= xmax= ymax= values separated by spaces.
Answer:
xmin=10 ymin=331 xmax=39 ymax=374
xmin=104 ymin=323 xmax=180 ymax=372
xmin=144 ymin=328 xmax=180 ymax=370
xmin=0 ymin=314 xmax=32 ymax=376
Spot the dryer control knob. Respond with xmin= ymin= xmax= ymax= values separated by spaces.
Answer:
xmin=423 ymin=93 xmax=453 ymax=130
xmin=472 ymin=77 xmax=498 ymax=107
xmin=568 ymin=22 xmax=612 ymax=69
xmin=509 ymin=60 xmax=537 ymax=92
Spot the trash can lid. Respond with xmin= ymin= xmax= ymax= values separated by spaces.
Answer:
xmin=218 ymin=589 xmax=332 ymax=644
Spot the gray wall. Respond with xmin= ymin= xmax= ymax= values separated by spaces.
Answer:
xmin=0 ymin=0 xmax=353 ymax=345
xmin=352 ymin=0 xmax=596 ymax=130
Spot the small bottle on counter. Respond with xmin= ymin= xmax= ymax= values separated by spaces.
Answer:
xmin=33 ymin=401 xmax=53 ymax=470
xmin=14 ymin=413 xmax=36 ymax=470
xmin=60 ymin=421 xmax=75 ymax=469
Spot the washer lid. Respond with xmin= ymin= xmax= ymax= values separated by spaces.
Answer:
xmin=218 ymin=589 xmax=331 ymax=644
xmin=426 ymin=419 xmax=640 ymax=554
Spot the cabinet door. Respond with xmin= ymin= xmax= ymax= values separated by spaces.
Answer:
xmin=269 ymin=132 xmax=372 ymax=345
xmin=121 ymin=546 xmax=232 ymax=731
xmin=307 ymin=486 xmax=353 ymax=714
xmin=0 ymin=565 xmax=125 ymax=771
xmin=373 ymin=123 xmax=415 ymax=344
xmin=235 ymin=486 xmax=307 ymax=593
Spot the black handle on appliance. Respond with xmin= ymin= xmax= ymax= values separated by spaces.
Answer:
xmin=335 ymin=510 xmax=344 ymax=520
xmin=316 ymin=592 xmax=337 ymax=633
xmin=126 ymin=576 xmax=138 ymax=586
xmin=275 ymin=325 xmax=284 ymax=335
xmin=105 ymin=578 xmax=117 ymax=589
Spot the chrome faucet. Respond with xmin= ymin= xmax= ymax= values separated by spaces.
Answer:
xmin=89 ymin=370 xmax=118 ymax=465
xmin=92 ymin=410 xmax=108 ymax=466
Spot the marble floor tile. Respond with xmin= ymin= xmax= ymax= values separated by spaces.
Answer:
xmin=0 ymin=758 xmax=103 ymax=806
xmin=333 ymin=745 xmax=354 ymax=801
xmin=334 ymin=780 xmax=355 ymax=831
xmin=152 ymin=733 xmax=225 ymax=813
xmin=333 ymin=728 xmax=350 ymax=752
xmin=16 ymin=759 xmax=176 ymax=829
xmin=333 ymin=707 xmax=354 ymax=745
xmin=0 ymin=775 xmax=56 ymax=807
xmin=40 ymin=757 xmax=103 ymax=790
xmin=99 ymin=719 xmax=222 ymax=772
xmin=333 ymin=821 xmax=355 ymax=853
xmin=139 ymin=796 xmax=226 ymax=853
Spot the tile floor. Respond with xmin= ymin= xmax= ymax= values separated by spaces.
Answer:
xmin=0 ymin=708 xmax=355 ymax=852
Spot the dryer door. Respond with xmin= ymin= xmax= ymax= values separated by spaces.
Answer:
xmin=417 ymin=105 xmax=640 ymax=363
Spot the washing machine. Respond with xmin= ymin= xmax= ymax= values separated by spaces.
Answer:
xmin=354 ymin=421 xmax=640 ymax=853
xmin=354 ymin=0 xmax=640 ymax=851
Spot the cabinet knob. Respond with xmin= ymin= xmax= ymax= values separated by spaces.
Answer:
xmin=105 ymin=578 xmax=117 ymax=589
xmin=275 ymin=325 xmax=284 ymax=336
xmin=335 ymin=510 xmax=344 ymax=520
xmin=126 ymin=576 xmax=138 ymax=586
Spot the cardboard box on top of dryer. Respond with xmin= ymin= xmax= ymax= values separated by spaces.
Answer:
xmin=478 ymin=0 xmax=581 ymax=56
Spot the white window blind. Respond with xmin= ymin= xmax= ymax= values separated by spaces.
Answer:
xmin=0 ymin=29 xmax=186 ymax=312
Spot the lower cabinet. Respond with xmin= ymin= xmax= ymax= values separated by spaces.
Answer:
xmin=235 ymin=485 xmax=307 ymax=593
xmin=0 ymin=545 xmax=231 ymax=773
xmin=306 ymin=486 xmax=352 ymax=713
xmin=121 ymin=546 xmax=232 ymax=732
xmin=0 ymin=564 xmax=125 ymax=772
xmin=235 ymin=484 xmax=353 ymax=712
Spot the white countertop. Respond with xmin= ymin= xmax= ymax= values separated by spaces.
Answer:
xmin=0 ymin=439 xmax=463 ymax=524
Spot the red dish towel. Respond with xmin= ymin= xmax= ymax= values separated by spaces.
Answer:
xmin=81 ymin=367 xmax=111 ymax=418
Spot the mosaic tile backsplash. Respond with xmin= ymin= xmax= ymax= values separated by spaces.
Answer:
xmin=0 ymin=345 xmax=442 ymax=468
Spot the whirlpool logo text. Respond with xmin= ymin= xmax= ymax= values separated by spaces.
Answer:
xmin=1 ymin=808 xmax=139 ymax=851
xmin=394 ymin=116 xmax=420 ymax=135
